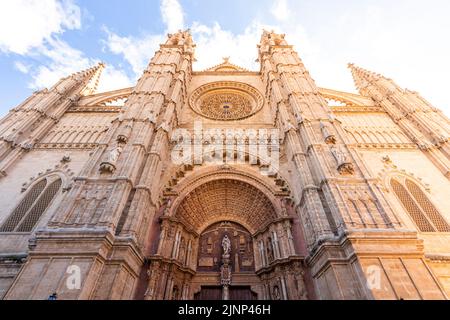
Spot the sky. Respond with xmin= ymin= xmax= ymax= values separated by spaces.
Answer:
xmin=0 ymin=0 xmax=450 ymax=117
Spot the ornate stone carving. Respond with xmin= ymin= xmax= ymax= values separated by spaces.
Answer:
xmin=117 ymin=124 xmax=132 ymax=144
xmin=331 ymin=146 xmax=355 ymax=175
xmin=382 ymin=155 xmax=392 ymax=164
xmin=320 ymin=121 xmax=336 ymax=144
xmin=175 ymin=179 xmax=277 ymax=232
xmin=296 ymin=270 xmax=308 ymax=300
xmin=200 ymin=91 xmax=252 ymax=120
xmin=61 ymin=155 xmax=71 ymax=163
xmin=189 ymin=82 xmax=264 ymax=121
xmin=272 ymin=285 xmax=281 ymax=300
xmin=220 ymin=234 xmax=232 ymax=300
xmin=222 ymin=235 xmax=231 ymax=256
xmin=99 ymin=144 xmax=123 ymax=173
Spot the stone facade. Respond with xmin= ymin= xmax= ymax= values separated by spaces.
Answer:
xmin=0 ymin=30 xmax=449 ymax=300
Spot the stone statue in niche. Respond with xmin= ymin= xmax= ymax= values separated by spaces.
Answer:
xmin=331 ymin=146 xmax=354 ymax=175
xmin=171 ymin=286 xmax=179 ymax=300
xmin=108 ymin=145 xmax=123 ymax=163
xmin=320 ymin=121 xmax=337 ymax=144
xmin=280 ymin=200 xmax=289 ymax=217
xmin=222 ymin=235 xmax=231 ymax=256
xmin=116 ymin=111 xmax=126 ymax=122
xmin=61 ymin=154 xmax=71 ymax=163
xmin=117 ymin=124 xmax=132 ymax=144
xmin=99 ymin=144 xmax=124 ymax=173
xmin=296 ymin=270 xmax=308 ymax=300
xmin=221 ymin=234 xmax=232 ymax=300
xmin=272 ymin=285 xmax=281 ymax=300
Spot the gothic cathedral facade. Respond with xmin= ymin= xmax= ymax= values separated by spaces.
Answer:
xmin=0 ymin=31 xmax=449 ymax=300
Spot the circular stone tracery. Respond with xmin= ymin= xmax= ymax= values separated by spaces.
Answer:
xmin=189 ymin=82 xmax=264 ymax=121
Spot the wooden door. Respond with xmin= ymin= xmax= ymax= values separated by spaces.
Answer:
xmin=229 ymin=286 xmax=257 ymax=300
xmin=194 ymin=286 xmax=222 ymax=300
xmin=194 ymin=286 xmax=257 ymax=300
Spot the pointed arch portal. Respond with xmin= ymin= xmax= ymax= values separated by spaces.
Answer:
xmin=143 ymin=173 xmax=310 ymax=300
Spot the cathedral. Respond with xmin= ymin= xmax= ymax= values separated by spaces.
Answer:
xmin=0 ymin=30 xmax=449 ymax=300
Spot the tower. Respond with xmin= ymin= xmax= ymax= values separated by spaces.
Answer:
xmin=349 ymin=64 xmax=450 ymax=178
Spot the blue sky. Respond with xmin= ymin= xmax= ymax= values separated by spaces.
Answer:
xmin=1 ymin=0 xmax=450 ymax=116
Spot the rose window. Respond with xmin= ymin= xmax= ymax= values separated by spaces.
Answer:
xmin=189 ymin=82 xmax=264 ymax=121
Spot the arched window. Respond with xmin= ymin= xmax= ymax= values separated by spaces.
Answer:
xmin=391 ymin=178 xmax=450 ymax=232
xmin=0 ymin=176 xmax=62 ymax=233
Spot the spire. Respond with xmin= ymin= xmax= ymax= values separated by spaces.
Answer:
xmin=50 ymin=62 xmax=106 ymax=96
xmin=80 ymin=62 xmax=105 ymax=96
xmin=347 ymin=63 xmax=384 ymax=90
xmin=348 ymin=63 xmax=403 ymax=96
xmin=259 ymin=30 xmax=288 ymax=46
xmin=163 ymin=29 xmax=195 ymax=56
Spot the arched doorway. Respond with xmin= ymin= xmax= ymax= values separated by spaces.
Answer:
xmin=193 ymin=221 xmax=258 ymax=300
xmin=143 ymin=173 xmax=311 ymax=300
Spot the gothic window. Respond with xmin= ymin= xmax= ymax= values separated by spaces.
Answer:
xmin=0 ymin=176 xmax=62 ymax=233
xmin=189 ymin=82 xmax=264 ymax=121
xmin=391 ymin=178 xmax=450 ymax=232
xmin=405 ymin=180 xmax=450 ymax=232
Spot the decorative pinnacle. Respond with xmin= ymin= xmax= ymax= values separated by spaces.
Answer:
xmin=347 ymin=63 xmax=383 ymax=90
xmin=80 ymin=62 xmax=106 ymax=96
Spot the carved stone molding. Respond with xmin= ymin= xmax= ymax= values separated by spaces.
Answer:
xmin=175 ymin=179 xmax=278 ymax=233
xmin=189 ymin=81 xmax=264 ymax=121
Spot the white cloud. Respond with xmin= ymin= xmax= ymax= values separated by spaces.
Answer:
xmin=101 ymin=0 xmax=187 ymax=80
xmin=277 ymin=2 xmax=450 ymax=114
xmin=189 ymin=16 xmax=318 ymax=74
xmin=101 ymin=0 xmax=184 ymax=78
xmin=101 ymin=0 xmax=316 ymax=79
xmin=271 ymin=0 xmax=290 ymax=22
xmin=191 ymin=21 xmax=261 ymax=71
xmin=97 ymin=66 xmax=134 ymax=92
xmin=102 ymin=27 xmax=163 ymax=76
xmin=28 ymin=37 xmax=133 ymax=92
xmin=160 ymin=0 xmax=185 ymax=33
xmin=0 ymin=0 xmax=81 ymax=55
xmin=28 ymin=37 xmax=91 ymax=89
xmin=0 ymin=0 xmax=133 ymax=93
xmin=14 ymin=61 xmax=31 ymax=74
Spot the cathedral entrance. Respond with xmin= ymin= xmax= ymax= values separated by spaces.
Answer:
xmin=144 ymin=174 xmax=310 ymax=300
xmin=192 ymin=221 xmax=257 ymax=300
